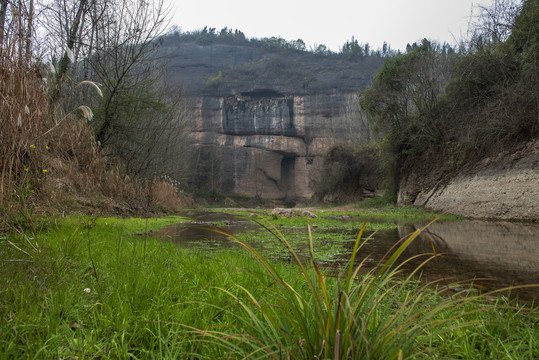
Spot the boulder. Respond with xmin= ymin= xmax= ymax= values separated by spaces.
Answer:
xmin=271 ymin=208 xmax=294 ymax=217
xmin=301 ymin=210 xmax=318 ymax=218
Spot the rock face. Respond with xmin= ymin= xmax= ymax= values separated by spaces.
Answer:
xmin=192 ymin=91 xmax=364 ymax=200
xmin=158 ymin=37 xmax=384 ymax=200
xmin=398 ymin=140 xmax=539 ymax=221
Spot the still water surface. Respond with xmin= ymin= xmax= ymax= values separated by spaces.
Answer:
xmin=158 ymin=212 xmax=539 ymax=301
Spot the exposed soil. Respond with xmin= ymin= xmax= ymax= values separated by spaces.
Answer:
xmin=398 ymin=139 xmax=539 ymax=221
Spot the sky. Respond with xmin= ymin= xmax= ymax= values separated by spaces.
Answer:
xmin=167 ymin=0 xmax=493 ymax=52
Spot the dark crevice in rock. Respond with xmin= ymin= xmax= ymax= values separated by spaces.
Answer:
xmin=280 ymin=156 xmax=296 ymax=201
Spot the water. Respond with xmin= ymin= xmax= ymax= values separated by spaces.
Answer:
xmin=158 ymin=211 xmax=258 ymax=250
xmin=158 ymin=212 xmax=539 ymax=301
xmin=399 ymin=220 xmax=539 ymax=300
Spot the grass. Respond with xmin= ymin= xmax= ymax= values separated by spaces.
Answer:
xmin=0 ymin=214 xmax=537 ymax=359
xmin=203 ymin=219 xmax=538 ymax=359
xmin=208 ymin=204 xmax=462 ymax=222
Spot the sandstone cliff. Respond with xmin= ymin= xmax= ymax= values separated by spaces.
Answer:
xmin=191 ymin=91 xmax=367 ymax=200
xmin=158 ymin=36 xmax=384 ymax=200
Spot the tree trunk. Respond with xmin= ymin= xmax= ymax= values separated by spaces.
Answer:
xmin=25 ymin=0 xmax=33 ymax=60
xmin=0 ymin=0 xmax=8 ymax=48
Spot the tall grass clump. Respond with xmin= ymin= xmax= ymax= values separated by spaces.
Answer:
xmin=190 ymin=219 xmax=534 ymax=359
xmin=0 ymin=8 xmax=49 ymax=228
xmin=0 ymin=4 xmax=103 ymax=227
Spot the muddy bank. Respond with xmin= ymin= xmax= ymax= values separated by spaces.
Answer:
xmin=398 ymin=140 xmax=539 ymax=221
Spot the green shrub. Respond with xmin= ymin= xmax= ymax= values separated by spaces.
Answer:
xmin=313 ymin=143 xmax=382 ymax=203
xmin=205 ymin=71 xmax=223 ymax=88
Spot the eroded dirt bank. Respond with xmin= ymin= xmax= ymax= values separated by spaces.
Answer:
xmin=398 ymin=140 xmax=539 ymax=221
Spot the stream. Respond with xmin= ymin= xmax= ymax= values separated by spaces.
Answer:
xmin=158 ymin=211 xmax=539 ymax=301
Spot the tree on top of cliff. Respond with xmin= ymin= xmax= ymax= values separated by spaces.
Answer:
xmin=163 ymin=27 xmax=392 ymax=59
xmin=341 ymin=37 xmax=366 ymax=59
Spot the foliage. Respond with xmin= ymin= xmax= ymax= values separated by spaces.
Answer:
xmin=507 ymin=0 xmax=539 ymax=59
xmin=341 ymin=37 xmax=396 ymax=59
xmin=167 ymin=27 xmax=311 ymax=53
xmin=177 ymin=25 xmax=249 ymax=46
xmin=205 ymin=70 xmax=223 ymax=88
xmin=313 ymin=143 xmax=382 ymax=203
xmin=313 ymin=43 xmax=330 ymax=55
xmin=341 ymin=37 xmax=367 ymax=59
xmin=361 ymin=39 xmax=453 ymax=137
xmin=165 ymin=26 xmax=398 ymax=59
xmin=361 ymin=1 xmax=538 ymax=199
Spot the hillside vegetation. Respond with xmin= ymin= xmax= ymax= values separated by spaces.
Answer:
xmin=359 ymin=0 xmax=538 ymax=199
xmin=158 ymin=28 xmax=388 ymax=96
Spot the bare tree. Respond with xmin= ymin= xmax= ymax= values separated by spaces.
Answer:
xmin=36 ymin=0 xmax=193 ymax=180
xmin=0 ymin=0 xmax=9 ymax=47
xmin=38 ymin=0 xmax=169 ymax=107
xmin=35 ymin=0 xmax=91 ymax=115
xmin=469 ymin=0 xmax=523 ymax=47
xmin=110 ymin=74 xmax=194 ymax=179
xmin=86 ymin=0 xmax=170 ymax=144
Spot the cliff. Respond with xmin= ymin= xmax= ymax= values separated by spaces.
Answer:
xmin=158 ymin=36 xmax=385 ymax=200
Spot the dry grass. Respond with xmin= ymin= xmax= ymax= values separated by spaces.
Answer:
xmin=0 ymin=10 xmax=186 ymax=223
xmin=1 ymin=16 xmax=55 ymax=223
xmin=0 ymin=28 xmax=105 ymax=222
xmin=148 ymin=178 xmax=192 ymax=212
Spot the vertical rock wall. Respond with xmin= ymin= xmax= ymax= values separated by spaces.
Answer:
xmin=191 ymin=90 xmax=362 ymax=201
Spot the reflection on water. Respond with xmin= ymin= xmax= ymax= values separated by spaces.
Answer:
xmin=158 ymin=221 xmax=257 ymax=250
xmin=344 ymin=220 xmax=539 ymax=300
xmin=402 ymin=221 xmax=539 ymax=300
xmin=158 ymin=212 xmax=539 ymax=301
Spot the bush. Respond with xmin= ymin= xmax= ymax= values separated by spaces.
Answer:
xmin=313 ymin=143 xmax=382 ymax=203
xmin=206 ymin=70 xmax=223 ymax=88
